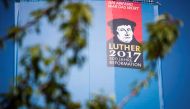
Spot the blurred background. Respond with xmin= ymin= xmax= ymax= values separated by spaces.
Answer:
xmin=160 ymin=0 xmax=190 ymax=109
xmin=0 ymin=0 xmax=190 ymax=109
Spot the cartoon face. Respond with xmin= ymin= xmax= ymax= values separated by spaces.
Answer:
xmin=116 ymin=25 xmax=134 ymax=43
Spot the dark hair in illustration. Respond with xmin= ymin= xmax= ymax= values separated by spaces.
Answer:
xmin=108 ymin=18 xmax=136 ymax=36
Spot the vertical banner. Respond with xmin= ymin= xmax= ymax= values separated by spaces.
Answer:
xmin=105 ymin=1 xmax=162 ymax=109
xmin=106 ymin=0 xmax=143 ymax=69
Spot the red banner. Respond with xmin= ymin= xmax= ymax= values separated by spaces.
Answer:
xmin=106 ymin=0 xmax=144 ymax=69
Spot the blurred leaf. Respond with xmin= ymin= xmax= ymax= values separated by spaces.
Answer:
xmin=8 ymin=27 xmax=22 ymax=39
xmin=87 ymin=95 xmax=117 ymax=109
xmin=0 ymin=38 xmax=4 ymax=48
xmin=31 ymin=9 xmax=44 ymax=19
xmin=144 ymin=14 xmax=182 ymax=61
xmin=1 ymin=0 xmax=9 ymax=8
xmin=43 ymin=57 xmax=55 ymax=65
xmin=29 ymin=45 xmax=41 ymax=58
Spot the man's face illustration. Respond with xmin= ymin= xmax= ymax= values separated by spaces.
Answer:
xmin=116 ymin=25 xmax=133 ymax=43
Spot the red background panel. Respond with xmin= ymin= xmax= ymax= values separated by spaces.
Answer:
xmin=106 ymin=1 xmax=142 ymax=43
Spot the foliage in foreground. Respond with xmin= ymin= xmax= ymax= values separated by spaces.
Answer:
xmin=0 ymin=0 xmax=182 ymax=109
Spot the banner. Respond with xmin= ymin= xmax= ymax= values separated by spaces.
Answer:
xmin=106 ymin=1 xmax=143 ymax=69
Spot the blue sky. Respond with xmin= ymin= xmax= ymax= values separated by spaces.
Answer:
xmin=159 ymin=0 xmax=190 ymax=109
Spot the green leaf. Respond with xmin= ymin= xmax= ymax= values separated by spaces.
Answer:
xmin=29 ymin=45 xmax=41 ymax=58
xmin=31 ymin=9 xmax=43 ymax=19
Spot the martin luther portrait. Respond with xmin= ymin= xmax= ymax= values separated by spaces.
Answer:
xmin=107 ymin=18 xmax=143 ymax=69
